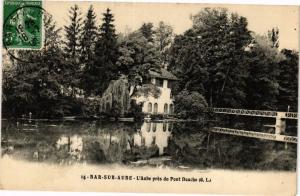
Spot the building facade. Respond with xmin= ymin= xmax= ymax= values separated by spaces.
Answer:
xmin=133 ymin=68 xmax=178 ymax=115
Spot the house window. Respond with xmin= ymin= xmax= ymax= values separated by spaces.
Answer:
xmin=148 ymin=102 xmax=152 ymax=113
xmin=156 ymin=79 xmax=163 ymax=87
xmin=164 ymin=103 xmax=168 ymax=114
xmin=169 ymin=104 xmax=174 ymax=114
xmin=167 ymin=80 xmax=173 ymax=89
xmin=153 ymin=103 xmax=158 ymax=114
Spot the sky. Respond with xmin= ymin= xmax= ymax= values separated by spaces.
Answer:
xmin=41 ymin=2 xmax=300 ymax=50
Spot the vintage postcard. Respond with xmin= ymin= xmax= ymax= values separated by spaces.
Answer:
xmin=0 ymin=0 xmax=299 ymax=195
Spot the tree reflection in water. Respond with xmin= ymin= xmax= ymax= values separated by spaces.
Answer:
xmin=1 ymin=120 xmax=297 ymax=170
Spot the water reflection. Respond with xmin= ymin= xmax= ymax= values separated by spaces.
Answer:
xmin=1 ymin=120 xmax=297 ymax=170
xmin=56 ymin=135 xmax=83 ymax=160
xmin=133 ymin=122 xmax=172 ymax=155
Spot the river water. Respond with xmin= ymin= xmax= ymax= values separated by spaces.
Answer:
xmin=1 ymin=119 xmax=297 ymax=171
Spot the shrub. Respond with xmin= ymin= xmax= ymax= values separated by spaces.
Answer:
xmin=174 ymin=90 xmax=208 ymax=119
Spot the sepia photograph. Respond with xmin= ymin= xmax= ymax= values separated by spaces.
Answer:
xmin=0 ymin=0 xmax=299 ymax=195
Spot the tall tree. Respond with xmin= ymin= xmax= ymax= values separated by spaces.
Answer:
xmin=80 ymin=5 xmax=97 ymax=66
xmin=139 ymin=22 xmax=154 ymax=42
xmin=80 ymin=5 xmax=98 ymax=92
xmin=244 ymin=34 xmax=284 ymax=110
xmin=154 ymin=21 xmax=174 ymax=64
xmin=90 ymin=8 xmax=118 ymax=95
xmin=116 ymin=31 xmax=161 ymax=89
xmin=63 ymin=5 xmax=83 ymax=96
xmin=169 ymin=8 xmax=251 ymax=107
xmin=277 ymin=49 xmax=298 ymax=112
xmin=64 ymin=4 xmax=83 ymax=63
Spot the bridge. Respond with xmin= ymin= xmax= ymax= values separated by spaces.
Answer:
xmin=208 ymin=107 xmax=298 ymax=144
xmin=209 ymin=107 xmax=297 ymax=119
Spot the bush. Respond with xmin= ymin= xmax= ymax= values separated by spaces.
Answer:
xmin=174 ymin=90 xmax=208 ymax=119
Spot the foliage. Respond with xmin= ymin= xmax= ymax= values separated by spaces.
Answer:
xmin=89 ymin=8 xmax=119 ymax=95
xmin=2 ymin=5 xmax=299 ymax=120
xmin=267 ymin=27 xmax=279 ymax=48
xmin=80 ymin=5 xmax=98 ymax=68
xmin=244 ymin=34 xmax=284 ymax=110
xmin=174 ymin=90 xmax=208 ymax=119
xmin=2 ymin=13 xmax=77 ymax=118
xmin=116 ymin=31 xmax=161 ymax=95
xmin=126 ymin=100 xmax=144 ymax=119
xmin=139 ymin=22 xmax=155 ymax=42
xmin=63 ymin=4 xmax=83 ymax=95
xmin=99 ymin=76 xmax=131 ymax=117
xmin=153 ymin=21 xmax=174 ymax=63
xmin=277 ymin=49 xmax=298 ymax=112
xmin=63 ymin=4 xmax=83 ymax=63
xmin=133 ymin=83 xmax=161 ymax=99
xmin=169 ymin=8 xmax=252 ymax=108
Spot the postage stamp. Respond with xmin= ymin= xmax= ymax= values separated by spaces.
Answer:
xmin=3 ymin=0 xmax=43 ymax=49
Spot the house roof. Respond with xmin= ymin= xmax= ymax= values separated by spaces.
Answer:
xmin=149 ymin=68 xmax=178 ymax=81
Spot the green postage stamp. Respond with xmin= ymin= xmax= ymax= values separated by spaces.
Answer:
xmin=3 ymin=0 xmax=43 ymax=49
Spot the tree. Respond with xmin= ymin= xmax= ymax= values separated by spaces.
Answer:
xmin=80 ymin=5 xmax=98 ymax=91
xmin=80 ymin=5 xmax=97 ymax=67
xmin=244 ymin=34 xmax=284 ymax=110
xmin=169 ymin=8 xmax=251 ymax=107
xmin=89 ymin=8 xmax=118 ymax=95
xmin=174 ymin=90 xmax=208 ymax=119
xmin=154 ymin=21 xmax=174 ymax=63
xmin=116 ymin=31 xmax=161 ymax=95
xmin=139 ymin=22 xmax=154 ymax=42
xmin=2 ymin=13 xmax=69 ymax=118
xmin=267 ymin=27 xmax=279 ymax=48
xmin=64 ymin=4 xmax=83 ymax=63
xmin=277 ymin=49 xmax=298 ymax=111
xmin=63 ymin=5 xmax=83 ymax=96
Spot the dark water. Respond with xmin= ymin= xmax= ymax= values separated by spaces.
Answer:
xmin=1 ymin=119 xmax=297 ymax=171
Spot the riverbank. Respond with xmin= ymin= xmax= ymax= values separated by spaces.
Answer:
xmin=0 ymin=156 xmax=296 ymax=195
